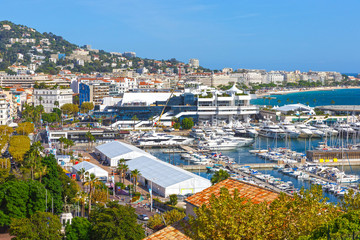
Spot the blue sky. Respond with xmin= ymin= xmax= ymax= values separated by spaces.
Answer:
xmin=2 ymin=0 xmax=360 ymax=72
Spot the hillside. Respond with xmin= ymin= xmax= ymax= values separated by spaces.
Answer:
xmin=0 ymin=21 xmax=211 ymax=75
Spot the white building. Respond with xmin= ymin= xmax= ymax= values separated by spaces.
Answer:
xmin=266 ymin=72 xmax=284 ymax=84
xmin=127 ymin=155 xmax=211 ymax=197
xmin=95 ymin=141 xmax=155 ymax=167
xmin=0 ymin=94 xmax=13 ymax=125
xmin=33 ymin=88 xmax=74 ymax=113
xmin=189 ymin=59 xmax=200 ymax=68
xmin=72 ymin=161 xmax=108 ymax=181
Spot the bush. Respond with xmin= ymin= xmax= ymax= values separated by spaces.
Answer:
xmin=169 ymin=194 xmax=178 ymax=206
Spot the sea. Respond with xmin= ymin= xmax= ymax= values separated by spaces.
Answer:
xmin=149 ymin=88 xmax=360 ymax=203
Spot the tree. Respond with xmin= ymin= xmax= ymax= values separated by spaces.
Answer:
xmin=90 ymin=202 xmax=145 ymax=240
xmin=74 ymin=191 xmax=88 ymax=218
xmin=169 ymin=194 xmax=178 ymax=206
xmin=131 ymin=115 xmax=139 ymax=130
xmin=331 ymin=100 xmax=335 ymax=105
xmin=61 ymin=103 xmax=79 ymax=116
xmin=210 ymin=169 xmax=230 ymax=185
xmin=65 ymin=217 xmax=92 ymax=240
xmin=10 ymin=212 xmax=61 ymax=240
xmin=54 ymin=100 xmax=59 ymax=109
xmin=181 ymin=117 xmax=194 ymax=130
xmin=9 ymin=135 xmax=31 ymax=164
xmin=41 ymin=155 xmax=64 ymax=214
xmin=148 ymin=209 xmax=185 ymax=229
xmin=16 ymin=122 xmax=34 ymax=135
xmin=0 ymin=158 xmax=10 ymax=183
xmin=307 ymin=210 xmax=360 ymax=239
xmin=186 ymin=186 xmax=339 ymax=240
xmin=85 ymin=131 xmax=95 ymax=150
xmin=83 ymin=173 xmax=100 ymax=216
xmin=130 ymin=169 xmax=141 ymax=193
xmin=80 ymin=102 xmax=94 ymax=114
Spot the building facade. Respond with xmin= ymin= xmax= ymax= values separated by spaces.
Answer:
xmin=33 ymin=88 xmax=74 ymax=113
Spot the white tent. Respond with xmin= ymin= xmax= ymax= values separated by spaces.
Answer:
xmin=274 ymin=103 xmax=315 ymax=115
xmin=127 ymin=156 xmax=211 ymax=197
xmin=72 ymin=161 xmax=108 ymax=181
xmin=226 ymin=84 xmax=243 ymax=95
xmin=95 ymin=141 xmax=155 ymax=166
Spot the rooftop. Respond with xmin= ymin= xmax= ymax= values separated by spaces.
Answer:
xmin=185 ymin=178 xmax=280 ymax=207
xmin=127 ymin=156 xmax=210 ymax=188
xmin=95 ymin=141 xmax=151 ymax=159
xmin=144 ymin=223 xmax=190 ymax=240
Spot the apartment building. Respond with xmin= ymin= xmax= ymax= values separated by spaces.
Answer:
xmin=79 ymin=82 xmax=109 ymax=106
xmin=0 ymin=94 xmax=13 ymax=125
xmin=33 ymin=88 xmax=74 ymax=113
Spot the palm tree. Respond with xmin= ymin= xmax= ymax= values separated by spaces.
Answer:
xmin=58 ymin=137 xmax=67 ymax=153
xmin=35 ymin=165 xmax=47 ymax=183
xmin=122 ymin=164 xmax=129 ymax=184
xmin=286 ymin=98 xmax=290 ymax=103
xmin=210 ymin=169 xmax=230 ymax=185
xmin=77 ymin=167 xmax=86 ymax=185
xmin=74 ymin=191 xmax=88 ymax=217
xmin=331 ymin=100 xmax=335 ymax=105
xmin=277 ymin=100 xmax=281 ymax=105
xmin=85 ymin=131 xmax=95 ymax=150
xmin=130 ymin=169 xmax=141 ymax=193
xmin=83 ymin=172 xmax=100 ymax=216
xmin=54 ymin=100 xmax=59 ymax=109
xmin=131 ymin=115 xmax=139 ymax=130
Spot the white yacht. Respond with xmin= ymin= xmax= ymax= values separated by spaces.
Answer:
xmin=199 ymin=136 xmax=254 ymax=150
xmin=295 ymin=124 xmax=313 ymax=138
xmin=189 ymin=128 xmax=205 ymax=139
xmin=313 ymin=122 xmax=338 ymax=136
xmin=234 ymin=124 xmax=247 ymax=136
xmin=258 ymin=122 xmax=287 ymax=139
xmin=334 ymin=123 xmax=356 ymax=135
xmin=306 ymin=125 xmax=325 ymax=138
xmin=350 ymin=122 xmax=360 ymax=132
xmin=245 ymin=125 xmax=259 ymax=137
xmin=135 ymin=131 xmax=193 ymax=146
xmin=278 ymin=121 xmax=300 ymax=138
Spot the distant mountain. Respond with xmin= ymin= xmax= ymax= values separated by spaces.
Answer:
xmin=0 ymin=20 xmax=211 ymax=74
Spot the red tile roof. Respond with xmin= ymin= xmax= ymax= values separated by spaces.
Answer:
xmin=185 ymin=178 xmax=280 ymax=207
xmin=144 ymin=225 xmax=191 ymax=240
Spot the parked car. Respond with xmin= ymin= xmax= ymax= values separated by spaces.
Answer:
xmin=137 ymin=214 xmax=149 ymax=221
xmin=164 ymin=128 xmax=174 ymax=132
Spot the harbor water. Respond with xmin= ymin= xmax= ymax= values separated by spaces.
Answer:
xmin=251 ymin=88 xmax=360 ymax=107
xmin=147 ymin=136 xmax=360 ymax=203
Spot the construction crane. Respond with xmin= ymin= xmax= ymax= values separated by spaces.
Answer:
xmin=154 ymin=65 xmax=182 ymax=128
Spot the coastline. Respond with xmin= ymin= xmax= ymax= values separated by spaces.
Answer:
xmin=256 ymin=86 xmax=360 ymax=98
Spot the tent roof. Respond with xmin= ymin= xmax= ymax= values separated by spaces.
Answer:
xmin=95 ymin=141 xmax=150 ymax=159
xmin=127 ymin=156 xmax=210 ymax=188
xmin=72 ymin=161 xmax=106 ymax=173
xmin=275 ymin=103 xmax=312 ymax=112
xmin=226 ymin=84 xmax=243 ymax=94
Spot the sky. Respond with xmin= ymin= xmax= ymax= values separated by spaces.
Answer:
xmin=2 ymin=0 xmax=360 ymax=72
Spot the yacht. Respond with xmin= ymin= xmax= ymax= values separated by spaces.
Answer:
xmin=306 ymin=125 xmax=325 ymax=138
xmin=278 ymin=121 xmax=300 ymax=138
xmin=245 ymin=125 xmax=259 ymax=137
xmin=135 ymin=131 xmax=193 ymax=146
xmin=313 ymin=122 xmax=338 ymax=136
xmin=234 ymin=124 xmax=247 ymax=136
xmin=199 ymin=136 xmax=254 ymax=150
xmin=333 ymin=123 xmax=356 ymax=135
xmin=295 ymin=124 xmax=313 ymax=138
xmin=189 ymin=128 xmax=205 ymax=139
xmin=258 ymin=122 xmax=286 ymax=139
xmin=350 ymin=122 xmax=360 ymax=132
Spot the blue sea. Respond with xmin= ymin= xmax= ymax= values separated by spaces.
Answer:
xmin=251 ymin=88 xmax=360 ymax=107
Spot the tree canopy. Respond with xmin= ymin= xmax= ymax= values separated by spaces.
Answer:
xmin=90 ymin=202 xmax=145 ymax=240
xmin=181 ymin=117 xmax=194 ymax=130
xmin=10 ymin=211 xmax=61 ymax=240
xmin=65 ymin=217 xmax=92 ymax=240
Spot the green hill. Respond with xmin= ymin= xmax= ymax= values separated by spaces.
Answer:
xmin=0 ymin=20 xmax=211 ymax=75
